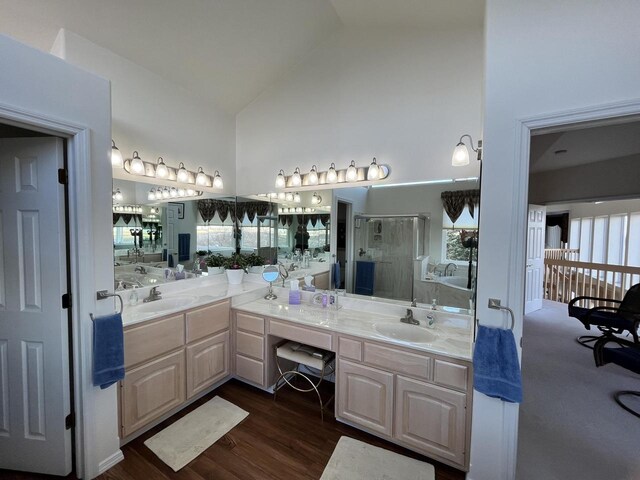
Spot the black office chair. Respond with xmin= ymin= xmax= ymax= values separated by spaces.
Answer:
xmin=593 ymin=336 xmax=640 ymax=418
xmin=568 ymin=283 xmax=640 ymax=348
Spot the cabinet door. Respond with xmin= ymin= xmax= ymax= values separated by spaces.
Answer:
xmin=394 ymin=375 xmax=467 ymax=467
xmin=186 ymin=331 xmax=229 ymax=399
xmin=121 ymin=350 xmax=185 ymax=437
xmin=337 ymin=359 xmax=393 ymax=436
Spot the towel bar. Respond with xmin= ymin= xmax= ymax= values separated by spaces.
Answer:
xmin=90 ymin=290 xmax=124 ymax=320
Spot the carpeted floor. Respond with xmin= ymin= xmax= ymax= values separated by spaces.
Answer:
xmin=517 ymin=300 xmax=640 ymax=480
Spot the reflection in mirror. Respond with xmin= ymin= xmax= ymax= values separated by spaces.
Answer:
xmin=333 ymin=180 xmax=479 ymax=311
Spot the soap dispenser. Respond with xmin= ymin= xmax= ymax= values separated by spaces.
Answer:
xmin=129 ymin=286 xmax=139 ymax=306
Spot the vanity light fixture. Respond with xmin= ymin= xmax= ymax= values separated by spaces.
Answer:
xmin=291 ymin=167 xmax=302 ymax=187
xmin=452 ymin=134 xmax=482 ymax=166
xmin=111 ymin=140 xmax=124 ymax=168
xmin=346 ymin=160 xmax=358 ymax=182
xmin=367 ymin=157 xmax=380 ymax=180
xmin=130 ymin=151 xmax=145 ymax=175
xmin=293 ymin=192 xmax=301 ymax=203
xmin=195 ymin=167 xmax=208 ymax=186
xmin=275 ymin=169 xmax=286 ymax=188
xmin=177 ymin=162 xmax=189 ymax=183
xmin=311 ymin=192 xmax=322 ymax=205
xmin=155 ymin=157 xmax=169 ymax=178
xmin=326 ymin=163 xmax=338 ymax=183
xmin=308 ymin=165 xmax=319 ymax=185
xmin=112 ymin=188 xmax=123 ymax=201
xmin=213 ymin=170 xmax=224 ymax=189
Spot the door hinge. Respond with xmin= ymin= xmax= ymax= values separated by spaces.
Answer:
xmin=58 ymin=168 xmax=68 ymax=185
xmin=62 ymin=293 xmax=72 ymax=309
xmin=65 ymin=412 xmax=75 ymax=430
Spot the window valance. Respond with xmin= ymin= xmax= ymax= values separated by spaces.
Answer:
xmin=441 ymin=189 xmax=480 ymax=225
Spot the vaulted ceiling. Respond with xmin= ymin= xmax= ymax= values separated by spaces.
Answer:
xmin=0 ymin=0 xmax=484 ymax=114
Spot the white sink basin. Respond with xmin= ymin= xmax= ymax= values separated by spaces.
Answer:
xmin=374 ymin=323 xmax=437 ymax=344
xmin=134 ymin=295 xmax=199 ymax=313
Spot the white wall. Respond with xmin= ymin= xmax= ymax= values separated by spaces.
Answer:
xmin=52 ymin=29 xmax=237 ymax=195
xmin=236 ymin=27 xmax=483 ymax=195
xmin=0 ymin=34 xmax=116 ymax=478
xmin=475 ymin=1 xmax=640 ymax=479
xmin=548 ymin=198 xmax=640 ymax=219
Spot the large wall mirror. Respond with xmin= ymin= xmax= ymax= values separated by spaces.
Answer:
xmin=112 ymin=177 xmax=480 ymax=313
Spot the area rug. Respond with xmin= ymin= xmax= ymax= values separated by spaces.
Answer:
xmin=144 ymin=396 xmax=248 ymax=471
xmin=320 ymin=436 xmax=435 ymax=480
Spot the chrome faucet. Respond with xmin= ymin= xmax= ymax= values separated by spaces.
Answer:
xmin=143 ymin=287 xmax=162 ymax=303
xmin=400 ymin=308 xmax=419 ymax=325
xmin=134 ymin=265 xmax=147 ymax=274
xmin=278 ymin=262 xmax=289 ymax=287
xmin=411 ymin=298 xmax=417 ymax=307
xmin=444 ymin=263 xmax=457 ymax=276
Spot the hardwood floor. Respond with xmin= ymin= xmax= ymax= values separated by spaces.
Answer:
xmin=0 ymin=379 xmax=465 ymax=480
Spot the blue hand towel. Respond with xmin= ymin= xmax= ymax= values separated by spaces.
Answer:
xmin=473 ymin=325 xmax=522 ymax=403
xmin=355 ymin=261 xmax=375 ymax=296
xmin=333 ymin=262 xmax=341 ymax=289
xmin=92 ymin=312 xmax=125 ymax=390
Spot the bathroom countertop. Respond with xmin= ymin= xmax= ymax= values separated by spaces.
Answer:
xmin=120 ymin=272 xmax=472 ymax=361
xmin=234 ymin=288 xmax=473 ymax=361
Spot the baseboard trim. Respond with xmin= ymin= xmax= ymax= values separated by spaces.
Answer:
xmin=98 ymin=450 xmax=124 ymax=475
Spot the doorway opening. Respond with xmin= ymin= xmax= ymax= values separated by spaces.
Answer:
xmin=519 ymin=116 xmax=640 ymax=479
xmin=336 ymin=200 xmax=351 ymax=289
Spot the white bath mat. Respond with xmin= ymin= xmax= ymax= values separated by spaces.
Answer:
xmin=144 ymin=396 xmax=248 ymax=471
xmin=320 ymin=436 xmax=435 ymax=480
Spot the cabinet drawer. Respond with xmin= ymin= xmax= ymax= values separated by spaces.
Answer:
xmin=124 ymin=314 xmax=184 ymax=368
xmin=338 ymin=337 xmax=362 ymax=361
xmin=236 ymin=354 xmax=264 ymax=386
xmin=236 ymin=312 xmax=265 ymax=335
xmin=236 ymin=330 xmax=264 ymax=361
xmin=186 ymin=300 xmax=230 ymax=343
xmin=121 ymin=349 xmax=185 ymax=436
xmin=269 ymin=320 xmax=333 ymax=350
xmin=186 ymin=331 xmax=229 ymax=399
xmin=363 ymin=342 xmax=431 ymax=381
xmin=434 ymin=359 xmax=469 ymax=392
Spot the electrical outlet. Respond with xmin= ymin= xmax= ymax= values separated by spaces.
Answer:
xmin=488 ymin=298 xmax=502 ymax=309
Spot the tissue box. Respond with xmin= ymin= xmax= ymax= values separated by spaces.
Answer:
xmin=302 ymin=285 xmax=316 ymax=292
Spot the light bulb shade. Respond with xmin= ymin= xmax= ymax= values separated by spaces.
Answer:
xmin=367 ymin=157 xmax=380 ymax=180
xmin=130 ymin=151 xmax=144 ymax=174
xmin=177 ymin=188 xmax=186 ymax=197
xmin=293 ymin=192 xmax=301 ymax=203
xmin=311 ymin=192 xmax=322 ymax=205
xmin=452 ymin=142 xmax=470 ymax=166
xmin=148 ymin=189 xmax=156 ymax=201
xmin=186 ymin=187 xmax=195 ymax=196
xmin=327 ymin=163 xmax=338 ymax=183
xmin=162 ymin=187 xmax=170 ymax=199
xmin=213 ymin=171 xmax=223 ymax=188
xmin=346 ymin=160 xmax=357 ymax=182
xmin=170 ymin=187 xmax=178 ymax=197
xmin=111 ymin=140 xmax=124 ymax=168
xmin=196 ymin=167 xmax=208 ymax=186
xmin=275 ymin=169 xmax=286 ymax=188
xmin=308 ymin=165 xmax=318 ymax=185
xmin=278 ymin=192 xmax=286 ymax=200
xmin=177 ymin=162 xmax=189 ymax=182
xmin=291 ymin=167 xmax=302 ymax=187
xmin=155 ymin=157 xmax=168 ymax=178
xmin=285 ymin=192 xmax=293 ymax=201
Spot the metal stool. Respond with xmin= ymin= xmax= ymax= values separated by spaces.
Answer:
xmin=273 ymin=341 xmax=335 ymax=421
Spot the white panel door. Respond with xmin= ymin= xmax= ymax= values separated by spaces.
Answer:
xmin=525 ymin=205 xmax=546 ymax=314
xmin=0 ymin=138 xmax=72 ymax=475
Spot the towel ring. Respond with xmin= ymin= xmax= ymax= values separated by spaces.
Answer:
xmin=497 ymin=305 xmax=516 ymax=330
xmin=90 ymin=290 xmax=124 ymax=320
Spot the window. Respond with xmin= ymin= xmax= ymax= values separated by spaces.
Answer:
xmin=278 ymin=227 xmax=290 ymax=248
xmin=113 ymin=226 xmax=137 ymax=247
xmin=196 ymin=225 xmax=234 ymax=252
xmin=442 ymin=206 xmax=478 ymax=263
xmin=306 ymin=220 xmax=330 ymax=250
xmin=578 ymin=217 xmax=593 ymax=262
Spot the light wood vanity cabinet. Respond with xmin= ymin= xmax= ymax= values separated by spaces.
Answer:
xmin=233 ymin=311 xmax=266 ymax=387
xmin=120 ymin=299 xmax=230 ymax=438
xmin=336 ymin=335 xmax=471 ymax=470
xmin=313 ymin=270 xmax=330 ymax=289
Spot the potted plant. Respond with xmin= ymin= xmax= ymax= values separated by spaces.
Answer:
xmin=205 ymin=253 xmax=226 ymax=275
xmin=223 ymin=253 xmax=248 ymax=284
xmin=246 ymin=253 xmax=266 ymax=273
xmin=195 ymin=250 xmax=209 ymax=270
